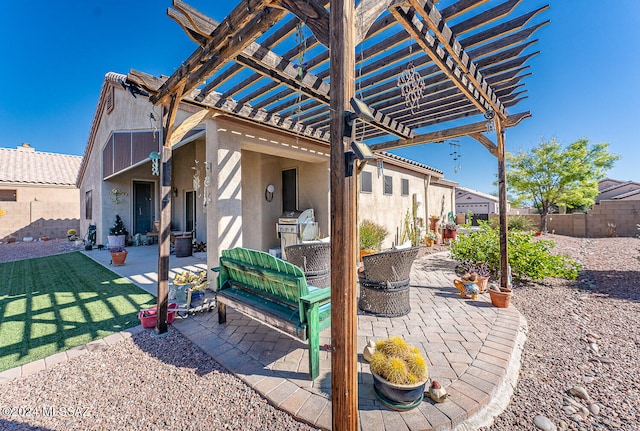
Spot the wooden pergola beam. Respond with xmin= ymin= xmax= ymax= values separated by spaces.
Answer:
xmin=369 ymin=111 xmax=530 ymax=152
xmin=150 ymin=0 xmax=285 ymax=105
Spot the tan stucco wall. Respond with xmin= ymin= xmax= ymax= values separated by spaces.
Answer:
xmin=358 ymin=164 xmax=454 ymax=249
xmin=0 ymin=184 xmax=79 ymax=240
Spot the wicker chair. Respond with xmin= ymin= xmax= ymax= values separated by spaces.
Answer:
xmin=284 ymin=242 xmax=331 ymax=288
xmin=358 ymin=247 xmax=419 ymax=317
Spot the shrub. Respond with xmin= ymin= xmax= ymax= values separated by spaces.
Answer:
xmin=450 ymin=221 xmax=580 ymax=281
xmin=508 ymin=214 xmax=535 ymax=232
xmin=359 ymin=220 xmax=388 ymax=250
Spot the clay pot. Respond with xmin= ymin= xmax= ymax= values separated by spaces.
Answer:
xmin=489 ymin=287 xmax=513 ymax=308
xmin=110 ymin=251 xmax=128 ymax=266
xmin=476 ymin=276 xmax=490 ymax=293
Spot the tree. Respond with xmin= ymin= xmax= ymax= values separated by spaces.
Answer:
xmin=506 ymin=138 xmax=619 ymax=232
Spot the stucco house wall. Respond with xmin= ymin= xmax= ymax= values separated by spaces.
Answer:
xmin=0 ymin=144 xmax=81 ymax=241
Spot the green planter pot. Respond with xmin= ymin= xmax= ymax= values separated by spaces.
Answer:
xmin=372 ymin=372 xmax=427 ymax=411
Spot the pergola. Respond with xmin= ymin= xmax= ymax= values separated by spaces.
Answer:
xmin=126 ymin=0 xmax=547 ymax=428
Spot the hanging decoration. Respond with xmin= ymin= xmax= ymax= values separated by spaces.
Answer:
xmin=484 ymin=109 xmax=495 ymax=133
xmin=203 ymin=162 xmax=211 ymax=212
xmin=149 ymin=152 xmax=160 ymax=176
xmin=449 ymin=141 xmax=462 ymax=174
xmin=192 ymin=161 xmax=201 ymax=196
xmin=397 ymin=46 xmax=426 ymax=114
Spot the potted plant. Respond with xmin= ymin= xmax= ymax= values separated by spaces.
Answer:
xmin=442 ymin=222 xmax=457 ymax=241
xmin=109 ymin=245 xmax=128 ymax=266
xmin=359 ymin=219 xmax=388 ymax=261
xmin=172 ymin=270 xmax=209 ymax=307
xmin=368 ymin=336 xmax=429 ymax=410
xmin=457 ymin=260 xmax=490 ymax=293
xmin=108 ymin=214 xmax=128 ymax=247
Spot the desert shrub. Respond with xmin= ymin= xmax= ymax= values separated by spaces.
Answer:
xmin=450 ymin=221 xmax=580 ymax=281
xmin=359 ymin=219 xmax=388 ymax=250
xmin=508 ymin=214 xmax=535 ymax=231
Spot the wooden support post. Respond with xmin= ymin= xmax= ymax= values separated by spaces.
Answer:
xmin=330 ymin=0 xmax=358 ymax=429
xmin=156 ymin=144 xmax=172 ymax=334
xmin=495 ymin=116 xmax=509 ymax=289
xmin=156 ymin=97 xmax=179 ymax=334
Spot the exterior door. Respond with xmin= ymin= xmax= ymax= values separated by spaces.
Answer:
xmin=133 ymin=181 xmax=154 ymax=235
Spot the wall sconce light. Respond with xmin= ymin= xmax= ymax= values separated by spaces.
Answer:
xmin=345 ymin=141 xmax=376 ymax=177
xmin=265 ymin=184 xmax=275 ymax=202
xmin=173 ymin=187 xmax=178 ymax=197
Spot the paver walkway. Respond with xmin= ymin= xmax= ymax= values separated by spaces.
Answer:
xmin=0 ymin=246 xmax=526 ymax=430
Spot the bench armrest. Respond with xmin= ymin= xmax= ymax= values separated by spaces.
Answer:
xmin=300 ymin=287 xmax=331 ymax=305
xmin=211 ymin=266 xmax=221 ymax=273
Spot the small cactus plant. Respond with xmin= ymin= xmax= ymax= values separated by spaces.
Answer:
xmin=369 ymin=336 xmax=428 ymax=385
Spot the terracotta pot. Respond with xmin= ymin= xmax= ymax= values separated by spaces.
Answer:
xmin=489 ymin=288 xmax=513 ymax=308
xmin=443 ymin=228 xmax=457 ymax=240
xmin=476 ymin=276 xmax=490 ymax=293
xmin=359 ymin=249 xmax=377 ymax=262
xmin=110 ymin=251 xmax=128 ymax=266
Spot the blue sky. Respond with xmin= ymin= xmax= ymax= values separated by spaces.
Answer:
xmin=1 ymin=1 xmax=638 ymax=195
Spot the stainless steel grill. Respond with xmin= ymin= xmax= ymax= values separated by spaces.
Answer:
xmin=276 ymin=209 xmax=317 ymax=259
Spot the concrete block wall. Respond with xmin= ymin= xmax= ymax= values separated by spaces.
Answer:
xmin=0 ymin=201 xmax=80 ymax=240
xmin=506 ymin=200 xmax=640 ymax=237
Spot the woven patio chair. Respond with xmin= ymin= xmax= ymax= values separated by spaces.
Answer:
xmin=358 ymin=247 xmax=419 ymax=317
xmin=285 ymin=242 xmax=331 ymax=288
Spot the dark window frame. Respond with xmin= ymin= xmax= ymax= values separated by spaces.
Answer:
xmin=85 ymin=190 xmax=92 ymax=220
xmin=401 ymin=178 xmax=409 ymax=196
xmin=383 ymin=175 xmax=393 ymax=195
xmin=360 ymin=171 xmax=372 ymax=193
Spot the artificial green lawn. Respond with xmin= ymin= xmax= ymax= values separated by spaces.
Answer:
xmin=0 ymin=252 xmax=155 ymax=372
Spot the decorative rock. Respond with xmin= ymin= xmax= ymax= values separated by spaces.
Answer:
xmin=564 ymin=396 xmax=583 ymax=410
xmin=571 ymin=413 xmax=585 ymax=422
xmin=586 ymin=332 xmax=601 ymax=339
xmin=570 ymin=385 xmax=590 ymax=400
xmin=581 ymin=376 xmax=595 ymax=384
xmin=362 ymin=340 xmax=376 ymax=362
xmin=588 ymin=403 xmax=600 ymax=415
xmin=589 ymin=343 xmax=599 ymax=354
xmin=563 ymin=406 xmax=577 ymax=415
xmin=558 ymin=420 xmax=568 ymax=430
xmin=533 ymin=415 xmax=557 ymax=431
xmin=599 ymin=357 xmax=613 ymax=364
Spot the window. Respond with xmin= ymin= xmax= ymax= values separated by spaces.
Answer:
xmin=0 ymin=189 xmax=17 ymax=201
xmin=401 ymin=178 xmax=409 ymax=196
xmin=85 ymin=190 xmax=92 ymax=219
xmin=383 ymin=175 xmax=393 ymax=195
xmin=282 ymin=168 xmax=298 ymax=212
xmin=360 ymin=171 xmax=372 ymax=193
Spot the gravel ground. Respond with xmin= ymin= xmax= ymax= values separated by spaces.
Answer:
xmin=0 ymin=239 xmax=81 ymax=263
xmin=1 ymin=235 xmax=639 ymax=430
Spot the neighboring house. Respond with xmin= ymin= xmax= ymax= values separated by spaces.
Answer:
xmin=596 ymin=178 xmax=640 ymax=202
xmin=455 ymin=186 xmax=504 ymax=216
xmin=77 ymin=72 xmax=457 ymax=271
xmin=0 ymin=143 xmax=81 ymax=241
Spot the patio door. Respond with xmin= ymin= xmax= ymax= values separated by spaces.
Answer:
xmin=133 ymin=181 xmax=154 ymax=235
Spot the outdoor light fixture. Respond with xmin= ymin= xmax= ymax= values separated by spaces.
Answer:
xmin=265 ymin=184 xmax=275 ymax=202
xmin=343 ymin=97 xmax=377 ymax=137
xmin=345 ymin=141 xmax=377 ymax=177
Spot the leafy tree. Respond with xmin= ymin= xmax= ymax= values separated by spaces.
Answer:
xmin=506 ymin=138 xmax=619 ymax=232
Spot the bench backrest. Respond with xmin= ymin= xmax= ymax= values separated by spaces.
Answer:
xmin=217 ymin=248 xmax=309 ymax=310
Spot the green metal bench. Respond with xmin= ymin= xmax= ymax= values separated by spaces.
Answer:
xmin=212 ymin=247 xmax=331 ymax=379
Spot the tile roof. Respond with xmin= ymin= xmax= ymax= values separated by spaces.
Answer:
xmin=0 ymin=145 xmax=82 ymax=186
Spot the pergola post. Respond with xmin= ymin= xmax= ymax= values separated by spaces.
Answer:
xmin=155 ymin=145 xmax=172 ymax=334
xmin=329 ymin=0 xmax=358 ymax=429
xmin=495 ymin=117 xmax=510 ymax=289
